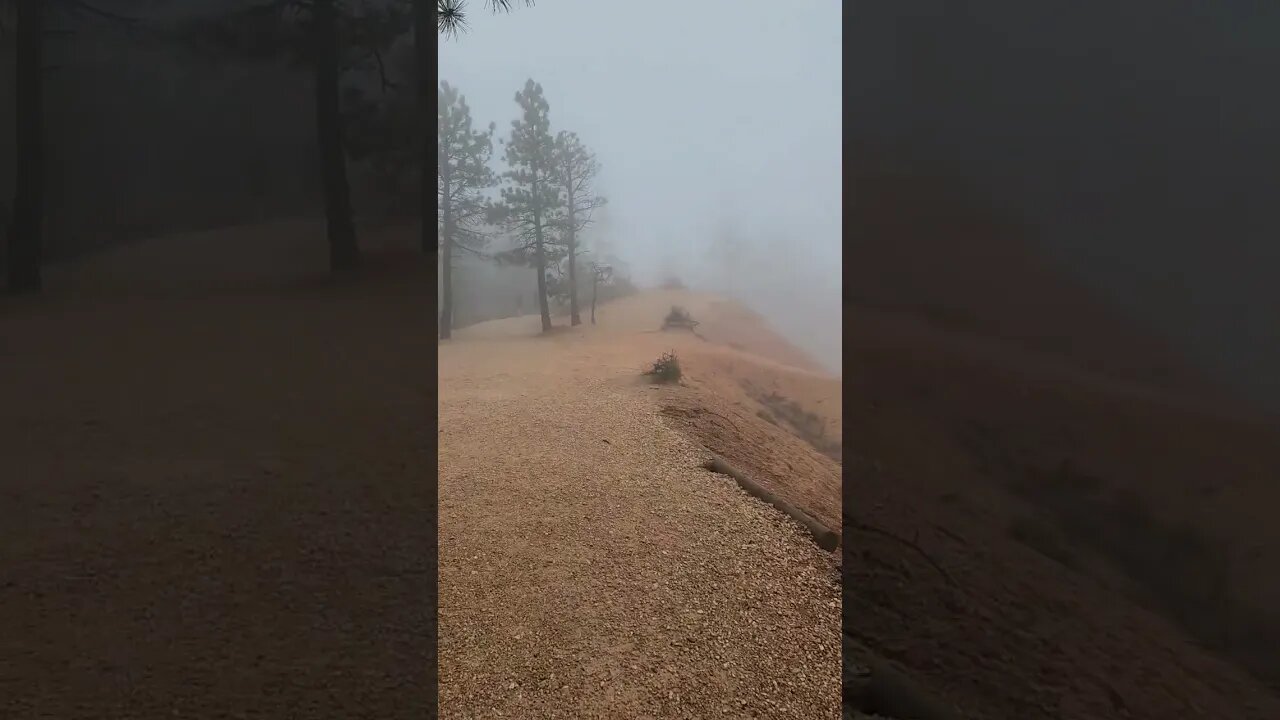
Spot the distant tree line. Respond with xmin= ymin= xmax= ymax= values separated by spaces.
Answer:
xmin=2 ymin=0 xmax=561 ymax=313
xmin=439 ymin=77 xmax=620 ymax=339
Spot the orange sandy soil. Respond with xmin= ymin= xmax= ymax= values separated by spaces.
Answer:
xmin=617 ymin=289 xmax=1280 ymax=719
xmin=457 ymin=282 xmax=1280 ymax=719
xmin=437 ymin=291 xmax=841 ymax=719
xmin=0 ymin=222 xmax=436 ymax=719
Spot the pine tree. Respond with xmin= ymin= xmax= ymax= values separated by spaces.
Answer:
xmin=181 ymin=0 xmax=411 ymax=273
xmin=437 ymin=80 xmax=496 ymax=339
xmin=549 ymin=131 xmax=605 ymax=326
xmin=492 ymin=79 xmax=563 ymax=334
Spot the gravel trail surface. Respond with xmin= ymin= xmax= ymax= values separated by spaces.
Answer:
xmin=438 ymin=321 xmax=841 ymax=719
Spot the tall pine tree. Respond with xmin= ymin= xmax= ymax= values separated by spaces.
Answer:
xmin=550 ymin=131 xmax=605 ymax=326
xmin=493 ymin=79 xmax=562 ymax=334
xmin=437 ymin=81 xmax=496 ymax=339
xmin=182 ymin=0 xmax=411 ymax=273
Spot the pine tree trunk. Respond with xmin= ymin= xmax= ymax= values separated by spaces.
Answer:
xmin=534 ymin=232 xmax=551 ymax=333
xmin=563 ymin=168 xmax=581 ymax=325
xmin=591 ymin=273 xmax=598 ymax=325
xmin=532 ymin=176 xmax=552 ymax=333
xmin=314 ymin=0 xmax=359 ymax=272
xmin=439 ymin=241 xmax=453 ymax=338
xmin=6 ymin=0 xmax=44 ymax=293
xmin=567 ymin=230 xmax=580 ymax=326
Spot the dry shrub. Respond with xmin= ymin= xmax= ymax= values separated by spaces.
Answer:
xmin=644 ymin=351 xmax=682 ymax=383
xmin=662 ymin=305 xmax=698 ymax=330
xmin=751 ymin=388 xmax=842 ymax=462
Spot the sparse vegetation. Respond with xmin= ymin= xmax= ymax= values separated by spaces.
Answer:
xmin=587 ymin=262 xmax=626 ymax=324
xmin=662 ymin=305 xmax=698 ymax=330
xmin=644 ymin=351 xmax=682 ymax=383
xmin=746 ymin=384 xmax=842 ymax=462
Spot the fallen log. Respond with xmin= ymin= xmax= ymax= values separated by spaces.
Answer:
xmin=701 ymin=454 xmax=840 ymax=551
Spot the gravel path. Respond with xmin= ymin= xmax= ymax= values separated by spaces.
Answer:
xmin=438 ymin=331 xmax=841 ymax=719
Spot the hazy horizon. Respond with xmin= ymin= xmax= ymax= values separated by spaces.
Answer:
xmin=439 ymin=0 xmax=842 ymax=374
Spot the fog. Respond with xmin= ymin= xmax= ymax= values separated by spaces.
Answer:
xmin=849 ymin=1 xmax=1280 ymax=411
xmin=439 ymin=0 xmax=842 ymax=374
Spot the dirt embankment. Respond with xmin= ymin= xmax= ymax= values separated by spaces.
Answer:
xmin=639 ymin=286 xmax=1280 ymax=719
xmin=620 ymin=292 xmax=843 ymax=535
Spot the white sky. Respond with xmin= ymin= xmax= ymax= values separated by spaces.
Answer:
xmin=439 ymin=0 xmax=843 ymax=372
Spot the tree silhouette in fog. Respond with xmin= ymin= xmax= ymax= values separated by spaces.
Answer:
xmin=437 ymin=81 xmax=497 ymax=339
xmin=491 ymin=79 xmax=563 ymax=334
xmin=549 ymin=131 xmax=605 ymax=327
